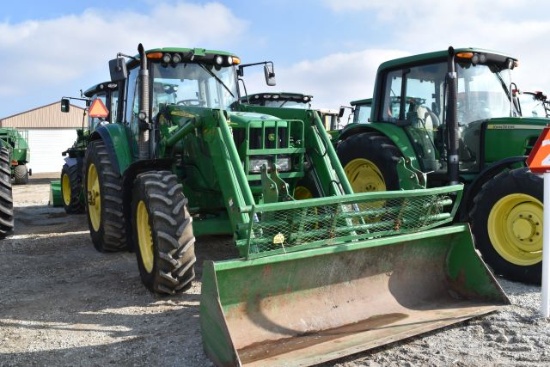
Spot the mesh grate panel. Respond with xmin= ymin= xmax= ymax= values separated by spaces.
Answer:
xmin=238 ymin=187 xmax=462 ymax=259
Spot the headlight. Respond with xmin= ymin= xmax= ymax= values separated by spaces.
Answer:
xmin=249 ymin=157 xmax=292 ymax=173
xmin=249 ymin=158 xmax=270 ymax=173
xmin=275 ymin=157 xmax=291 ymax=172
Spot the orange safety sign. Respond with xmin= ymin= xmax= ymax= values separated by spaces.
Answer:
xmin=527 ymin=125 xmax=550 ymax=173
xmin=88 ymin=98 xmax=109 ymax=119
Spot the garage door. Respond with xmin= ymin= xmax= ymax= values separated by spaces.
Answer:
xmin=27 ymin=129 xmax=79 ymax=174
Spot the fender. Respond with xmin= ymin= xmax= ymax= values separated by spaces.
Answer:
xmin=460 ymin=155 xmax=527 ymax=221
xmin=90 ymin=124 xmax=176 ymax=249
xmin=337 ymin=122 xmax=421 ymax=171
xmin=90 ymin=123 xmax=133 ymax=175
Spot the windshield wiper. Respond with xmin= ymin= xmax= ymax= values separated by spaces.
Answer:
xmin=197 ymin=64 xmax=235 ymax=98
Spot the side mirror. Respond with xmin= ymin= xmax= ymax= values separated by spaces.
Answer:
xmin=264 ymin=63 xmax=276 ymax=86
xmin=60 ymin=98 xmax=70 ymax=113
xmin=109 ymin=57 xmax=127 ymax=82
xmin=338 ymin=107 xmax=345 ymax=118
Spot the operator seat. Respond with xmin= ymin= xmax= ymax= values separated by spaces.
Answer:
xmin=416 ymin=105 xmax=440 ymax=131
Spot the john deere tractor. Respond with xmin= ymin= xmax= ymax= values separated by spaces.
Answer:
xmin=340 ymin=97 xmax=373 ymax=125
xmin=0 ymin=128 xmax=31 ymax=185
xmin=335 ymin=47 xmax=547 ymax=285
xmin=58 ymin=81 xmax=119 ymax=213
xmin=82 ymin=44 xmax=508 ymax=367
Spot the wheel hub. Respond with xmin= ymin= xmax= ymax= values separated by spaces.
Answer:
xmin=345 ymin=158 xmax=386 ymax=192
xmin=508 ymin=204 xmax=542 ymax=251
xmin=511 ymin=218 xmax=533 ymax=240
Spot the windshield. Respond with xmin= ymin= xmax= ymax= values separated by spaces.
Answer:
xmin=353 ymin=102 xmax=372 ymax=123
xmin=150 ymin=62 xmax=239 ymax=112
xmin=262 ymin=100 xmax=309 ymax=108
xmin=457 ymin=64 xmax=513 ymax=124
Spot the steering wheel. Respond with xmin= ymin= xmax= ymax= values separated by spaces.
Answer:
xmin=177 ymin=99 xmax=202 ymax=107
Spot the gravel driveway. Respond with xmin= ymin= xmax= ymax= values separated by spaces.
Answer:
xmin=0 ymin=174 xmax=549 ymax=366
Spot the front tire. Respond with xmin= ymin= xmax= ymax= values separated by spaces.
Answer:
xmin=0 ymin=147 xmax=14 ymax=238
xmin=337 ymin=132 xmax=403 ymax=223
xmin=337 ymin=131 xmax=402 ymax=192
xmin=470 ymin=168 xmax=543 ymax=284
xmin=61 ymin=163 xmax=84 ymax=214
xmin=13 ymin=164 xmax=28 ymax=185
xmin=131 ymin=171 xmax=196 ymax=294
xmin=84 ymin=140 xmax=127 ymax=252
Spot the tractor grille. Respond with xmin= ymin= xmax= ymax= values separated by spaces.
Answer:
xmin=237 ymin=119 xmax=305 ymax=179
xmin=249 ymin=126 xmax=288 ymax=149
xmin=236 ymin=185 xmax=463 ymax=259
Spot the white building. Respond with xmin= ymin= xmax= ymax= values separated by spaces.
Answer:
xmin=0 ymin=102 xmax=85 ymax=174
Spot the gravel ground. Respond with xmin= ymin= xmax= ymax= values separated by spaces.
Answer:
xmin=0 ymin=174 xmax=549 ymax=366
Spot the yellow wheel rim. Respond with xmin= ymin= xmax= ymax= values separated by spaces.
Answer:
xmin=136 ymin=200 xmax=154 ymax=273
xmin=344 ymin=158 xmax=386 ymax=193
xmin=61 ymin=172 xmax=72 ymax=206
xmin=344 ymin=158 xmax=387 ymax=222
xmin=294 ymin=185 xmax=313 ymax=200
xmin=294 ymin=185 xmax=319 ymax=229
xmin=488 ymin=193 xmax=543 ymax=266
xmin=86 ymin=163 xmax=101 ymax=232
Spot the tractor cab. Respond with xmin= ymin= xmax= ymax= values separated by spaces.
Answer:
xmin=371 ymin=48 xmax=535 ymax=179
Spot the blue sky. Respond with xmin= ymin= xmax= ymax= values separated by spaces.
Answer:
xmin=2 ymin=0 xmax=550 ymax=119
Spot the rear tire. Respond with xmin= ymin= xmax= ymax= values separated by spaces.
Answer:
xmin=13 ymin=164 xmax=28 ymax=185
xmin=337 ymin=132 xmax=402 ymax=192
xmin=131 ymin=171 xmax=196 ymax=294
xmin=84 ymin=140 xmax=127 ymax=252
xmin=61 ymin=163 xmax=84 ymax=214
xmin=469 ymin=168 xmax=542 ymax=284
xmin=0 ymin=147 xmax=14 ymax=238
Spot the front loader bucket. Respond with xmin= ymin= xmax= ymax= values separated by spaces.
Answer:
xmin=200 ymin=224 xmax=509 ymax=367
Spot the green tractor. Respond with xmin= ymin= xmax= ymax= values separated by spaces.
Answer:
xmin=341 ymin=97 xmax=373 ymax=125
xmin=335 ymin=47 xmax=548 ymax=285
xmin=83 ymin=44 xmax=508 ymax=366
xmin=57 ymin=81 xmax=119 ymax=213
xmin=0 ymin=128 xmax=31 ymax=184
